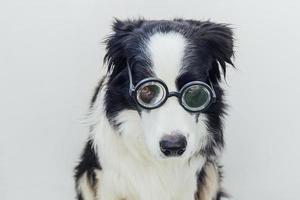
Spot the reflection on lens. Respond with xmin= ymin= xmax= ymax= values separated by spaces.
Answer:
xmin=182 ymin=85 xmax=210 ymax=111
xmin=137 ymin=82 xmax=166 ymax=108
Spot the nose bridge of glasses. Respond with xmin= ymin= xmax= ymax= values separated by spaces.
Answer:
xmin=168 ymin=91 xmax=181 ymax=98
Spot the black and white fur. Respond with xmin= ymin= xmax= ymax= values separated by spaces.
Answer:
xmin=75 ymin=18 xmax=234 ymax=200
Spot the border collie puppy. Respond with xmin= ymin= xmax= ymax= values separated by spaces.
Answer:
xmin=75 ymin=18 xmax=234 ymax=200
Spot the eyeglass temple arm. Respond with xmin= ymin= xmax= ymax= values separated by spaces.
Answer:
xmin=209 ymin=79 xmax=217 ymax=102
xmin=127 ymin=62 xmax=135 ymax=94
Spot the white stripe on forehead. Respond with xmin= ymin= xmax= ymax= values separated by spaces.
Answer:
xmin=147 ymin=32 xmax=187 ymax=91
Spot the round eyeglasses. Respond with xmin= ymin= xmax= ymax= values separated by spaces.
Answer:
xmin=127 ymin=64 xmax=216 ymax=112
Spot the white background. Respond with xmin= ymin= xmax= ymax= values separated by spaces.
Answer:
xmin=1 ymin=0 xmax=300 ymax=200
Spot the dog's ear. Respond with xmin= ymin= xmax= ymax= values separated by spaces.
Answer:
xmin=200 ymin=22 xmax=234 ymax=83
xmin=104 ymin=18 xmax=144 ymax=77
xmin=205 ymin=23 xmax=234 ymax=83
xmin=180 ymin=20 xmax=234 ymax=83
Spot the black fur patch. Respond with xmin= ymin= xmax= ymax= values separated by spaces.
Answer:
xmin=198 ymin=85 xmax=228 ymax=158
xmin=74 ymin=140 xmax=101 ymax=200
xmin=216 ymin=190 xmax=229 ymax=200
xmin=90 ymin=76 xmax=105 ymax=107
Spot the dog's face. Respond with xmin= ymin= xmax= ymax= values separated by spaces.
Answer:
xmin=103 ymin=19 xmax=234 ymax=160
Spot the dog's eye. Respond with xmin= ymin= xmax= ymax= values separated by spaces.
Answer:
xmin=136 ymin=82 xmax=166 ymax=108
xmin=182 ymin=85 xmax=211 ymax=110
xmin=139 ymin=85 xmax=158 ymax=103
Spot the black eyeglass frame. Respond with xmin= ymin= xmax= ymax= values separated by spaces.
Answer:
xmin=127 ymin=63 xmax=216 ymax=112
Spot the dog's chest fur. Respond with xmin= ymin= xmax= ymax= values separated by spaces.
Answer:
xmin=94 ymin=124 xmax=205 ymax=200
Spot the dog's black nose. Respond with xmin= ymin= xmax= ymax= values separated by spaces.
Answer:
xmin=159 ymin=134 xmax=187 ymax=157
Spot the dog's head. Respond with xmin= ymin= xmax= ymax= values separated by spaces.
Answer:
xmin=103 ymin=19 xmax=234 ymax=161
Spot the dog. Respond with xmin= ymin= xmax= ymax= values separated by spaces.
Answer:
xmin=74 ymin=18 xmax=234 ymax=200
